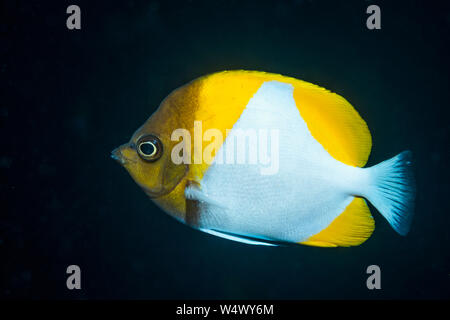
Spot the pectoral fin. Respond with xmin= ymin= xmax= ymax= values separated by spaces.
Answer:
xmin=184 ymin=180 xmax=225 ymax=227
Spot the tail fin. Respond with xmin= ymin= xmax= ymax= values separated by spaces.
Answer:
xmin=364 ymin=151 xmax=416 ymax=235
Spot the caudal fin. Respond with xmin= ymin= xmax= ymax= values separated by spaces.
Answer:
xmin=365 ymin=151 xmax=416 ymax=235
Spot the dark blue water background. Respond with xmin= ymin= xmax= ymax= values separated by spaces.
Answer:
xmin=1 ymin=0 xmax=449 ymax=299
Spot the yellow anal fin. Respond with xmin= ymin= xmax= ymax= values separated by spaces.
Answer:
xmin=300 ymin=197 xmax=375 ymax=247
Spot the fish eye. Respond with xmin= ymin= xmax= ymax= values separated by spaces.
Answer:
xmin=136 ymin=135 xmax=163 ymax=162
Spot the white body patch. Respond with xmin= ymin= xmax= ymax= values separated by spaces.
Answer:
xmin=188 ymin=81 xmax=365 ymax=243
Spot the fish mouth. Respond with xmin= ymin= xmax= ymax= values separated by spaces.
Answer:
xmin=111 ymin=148 xmax=124 ymax=164
xmin=111 ymin=146 xmax=136 ymax=165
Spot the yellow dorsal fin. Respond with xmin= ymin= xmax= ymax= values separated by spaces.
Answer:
xmin=205 ymin=70 xmax=373 ymax=167
xmin=291 ymin=80 xmax=372 ymax=167
xmin=300 ymin=198 xmax=375 ymax=247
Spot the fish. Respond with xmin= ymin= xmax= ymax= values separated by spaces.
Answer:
xmin=112 ymin=70 xmax=415 ymax=247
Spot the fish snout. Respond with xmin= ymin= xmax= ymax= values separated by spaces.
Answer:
xmin=111 ymin=144 xmax=133 ymax=165
xmin=111 ymin=147 xmax=125 ymax=164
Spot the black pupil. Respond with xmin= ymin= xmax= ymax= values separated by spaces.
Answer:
xmin=140 ymin=142 xmax=155 ymax=156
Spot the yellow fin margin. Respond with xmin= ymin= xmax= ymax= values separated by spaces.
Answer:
xmin=300 ymin=198 xmax=375 ymax=247
xmin=204 ymin=70 xmax=373 ymax=167
xmin=291 ymin=82 xmax=372 ymax=167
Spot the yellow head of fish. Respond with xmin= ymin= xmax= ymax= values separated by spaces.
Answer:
xmin=111 ymin=80 xmax=200 ymax=221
